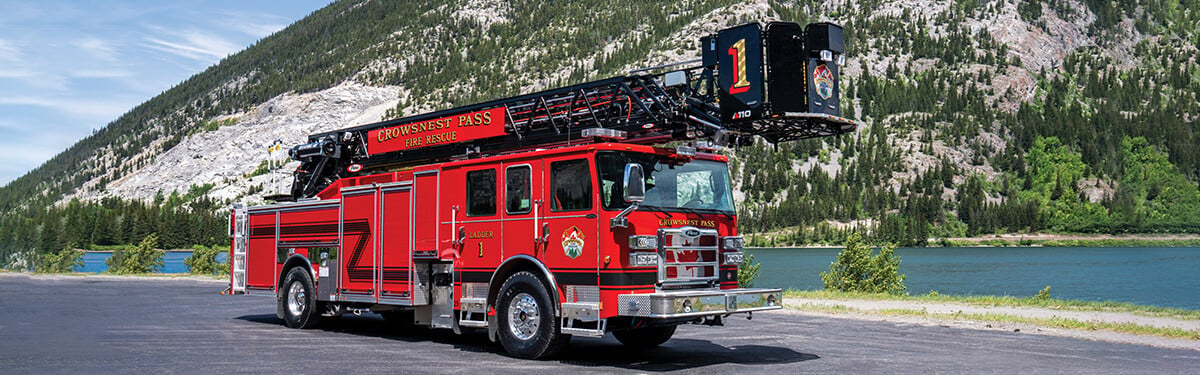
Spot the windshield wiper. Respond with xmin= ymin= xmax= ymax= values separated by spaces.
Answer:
xmin=685 ymin=207 xmax=736 ymax=220
xmin=639 ymin=204 xmax=673 ymax=218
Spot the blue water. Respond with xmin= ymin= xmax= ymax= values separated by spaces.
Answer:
xmin=78 ymin=251 xmax=229 ymax=274
xmin=747 ymin=247 xmax=1200 ymax=310
xmin=75 ymin=247 xmax=1200 ymax=309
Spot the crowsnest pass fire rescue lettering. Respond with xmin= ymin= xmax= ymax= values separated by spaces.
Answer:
xmin=366 ymin=107 xmax=507 ymax=154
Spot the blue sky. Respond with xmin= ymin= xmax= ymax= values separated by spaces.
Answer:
xmin=0 ymin=0 xmax=332 ymax=186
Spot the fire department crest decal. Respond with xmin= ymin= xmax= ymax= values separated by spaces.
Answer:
xmin=561 ymin=226 xmax=585 ymax=259
xmin=813 ymin=64 xmax=835 ymax=100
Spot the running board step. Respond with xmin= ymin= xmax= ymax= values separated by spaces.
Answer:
xmin=459 ymin=297 xmax=488 ymax=328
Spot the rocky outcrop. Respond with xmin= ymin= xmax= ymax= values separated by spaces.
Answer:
xmin=90 ymin=82 xmax=398 ymax=204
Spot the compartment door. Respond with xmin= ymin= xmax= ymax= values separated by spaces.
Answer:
xmin=413 ymin=170 xmax=440 ymax=256
xmin=340 ymin=188 xmax=378 ymax=301
xmin=245 ymin=211 xmax=278 ymax=292
xmin=379 ymin=184 xmax=413 ymax=304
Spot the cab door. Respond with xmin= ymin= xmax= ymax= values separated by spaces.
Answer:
xmin=500 ymin=160 xmax=543 ymax=259
xmin=540 ymin=155 xmax=599 ymax=290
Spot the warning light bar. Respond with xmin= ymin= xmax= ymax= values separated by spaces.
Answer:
xmin=581 ymin=128 xmax=627 ymax=140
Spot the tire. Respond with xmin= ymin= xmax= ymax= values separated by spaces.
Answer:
xmin=496 ymin=271 xmax=570 ymax=359
xmin=280 ymin=267 xmax=322 ymax=329
xmin=612 ymin=325 xmax=676 ymax=348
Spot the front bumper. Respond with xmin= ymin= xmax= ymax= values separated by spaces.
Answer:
xmin=617 ymin=288 xmax=782 ymax=318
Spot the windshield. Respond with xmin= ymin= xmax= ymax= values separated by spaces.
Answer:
xmin=596 ymin=151 xmax=735 ymax=214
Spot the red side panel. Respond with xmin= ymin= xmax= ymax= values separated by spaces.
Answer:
xmin=413 ymin=171 xmax=440 ymax=253
xmin=380 ymin=184 xmax=413 ymax=301
xmin=246 ymin=212 xmax=277 ymax=290
xmin=340 ymin=188 xmax=377 ymax=298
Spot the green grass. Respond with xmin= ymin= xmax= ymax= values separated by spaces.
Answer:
xmin=787 ymin=299 xmax=1200 ymax=340
xmin=784 ymin=290 xmax=1200 ymax=321
xmin=943 ymin=312 xmax=1200 ymax=340
xmin=936 ymin=238 xmax=1200 ymax=247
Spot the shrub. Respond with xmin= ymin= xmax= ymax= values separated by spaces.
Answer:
xmin=184 ymin=244 xmax=230 ymax=275
xmin=1034 ymin=285 xmax=1052 ymax=301
xmin=106 ymin=234 xmax=164 ymax=274
xmin=37 ymin=245 xmax=84 ymax=273
xmin=738 ymin=252 xmax=761 ymax=288
xmin=820 ymin=233 xmax=906 ymax=294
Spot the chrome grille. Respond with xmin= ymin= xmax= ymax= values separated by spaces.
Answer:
xmin=657 ymin=226 xmax=720 ymax=289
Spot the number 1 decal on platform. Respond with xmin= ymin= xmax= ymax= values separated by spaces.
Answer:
xmin=728 ymin=38 xmax=750 ymax=94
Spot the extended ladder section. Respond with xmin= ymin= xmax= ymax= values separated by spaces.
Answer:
xmin=287 ymin=21 xmax=855 ymax=199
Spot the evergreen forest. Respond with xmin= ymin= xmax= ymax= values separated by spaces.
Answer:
xmin=1 ymin=0 xmax=1197 ymax=267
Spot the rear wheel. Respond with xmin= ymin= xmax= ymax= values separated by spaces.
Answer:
xmin=496 ymin=271 xmax=570 ymax=359
xmin=613 ymin=325 xmax=676 ymax=348
xmin=280 ymin=267 xmax=322 ymax=329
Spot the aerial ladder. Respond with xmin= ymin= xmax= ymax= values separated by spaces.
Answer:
xmin=286 ymin=22 xmax=854 ymax=200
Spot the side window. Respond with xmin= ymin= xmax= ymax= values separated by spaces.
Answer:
xmin=505 ymin=166 xmax=531 ymax=214
xmin=550 ymin=159 xmax=592 ymax=211
xmin=466 ymin=169 xmax=496 ymax=216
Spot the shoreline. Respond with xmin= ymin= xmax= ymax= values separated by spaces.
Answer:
xmin=780 ymin=290 xmax=1200 ymax=351
xmin=0 ymin=270 xmax=227 ymax=283
xmin=745 ymin=233 xmax=1200 ymax=249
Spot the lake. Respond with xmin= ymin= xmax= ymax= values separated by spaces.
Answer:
xmin=748 ymin=246 xmax=1200 ymax=310
xmin=78 ymin=251 xmax=228 ymax=274
xmin=74 ymin=246 xmax=1200 ymax=310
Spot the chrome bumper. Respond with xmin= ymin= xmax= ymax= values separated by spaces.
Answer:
xmin=617 ymin=288 xmax=782 ymax=318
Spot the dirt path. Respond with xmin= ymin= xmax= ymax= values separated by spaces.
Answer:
xmin=783 ymin=297 xmax=1200 ymax=351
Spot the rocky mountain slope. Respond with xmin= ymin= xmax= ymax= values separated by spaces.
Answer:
xmin=1 ymin=0 xmax=1197 ymax=257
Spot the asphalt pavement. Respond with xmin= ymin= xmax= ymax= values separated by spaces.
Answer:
xmin=1 ymin=273 xmax=1196 ymax=374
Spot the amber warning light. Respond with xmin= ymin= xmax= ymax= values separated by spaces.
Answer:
xmin=366 ymin=107 xmax=507 ymax=154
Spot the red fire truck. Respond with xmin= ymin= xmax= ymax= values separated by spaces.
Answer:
xmin=230 ymin=21 xmax=854 ymax=359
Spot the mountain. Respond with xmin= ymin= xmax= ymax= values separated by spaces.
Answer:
xmin=1 ymin=0 xmax=1198 ymax=264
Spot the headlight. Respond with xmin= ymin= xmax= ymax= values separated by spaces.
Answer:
xmin=628 ymin=235 xmax=658 ymax=250
xmin=721 ymin=236 xmax=744 ymax=251
xmin=629 ymin=252 xmax=659 ymax=267
xmin=723 ymin=252 xmax=744 ymax=265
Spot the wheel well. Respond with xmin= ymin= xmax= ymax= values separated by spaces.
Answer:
xmin=487 ymin=256 xmax=559 ymax=315
xmin=277 ymin=255 xmax=314 ymax=292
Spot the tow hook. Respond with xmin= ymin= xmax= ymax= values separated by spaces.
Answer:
xmin=702 ymin=316 xmax=724 ymax=326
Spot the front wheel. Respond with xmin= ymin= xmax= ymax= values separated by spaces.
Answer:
xmin=496 ymin=271 xmax=570 ymax=359
xmin=280 ymin=267 xmax=322 ymax=329
xmin=612 ymin=325 xmax=676 ymax=348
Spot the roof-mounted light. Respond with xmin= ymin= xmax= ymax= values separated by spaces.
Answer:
xmin=582 ymin=128 xmax=627 ymax=140
xmin=675 ymin=145 xmax=697 ymax=157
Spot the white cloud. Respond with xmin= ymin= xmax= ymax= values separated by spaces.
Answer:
xmin=216 ymin=11 xmax=292 ymax=38
xmin=0 ymin=96 xmax=137 ymax=121
xmin=70 ymin=69 xmax=132 ymax=78
xmin=0 ymin=39 xmax=20 ymax=62
xmin=143 ymin=29 xmax=241 ymax=61
xmin=74 ymin=37 xmax=119 ymax=62
xmin=0 ymin=69 xmax=35 ymax=78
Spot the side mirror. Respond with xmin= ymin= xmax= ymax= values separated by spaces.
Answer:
xmin=623 ymin=163 xmax=645 ymax=203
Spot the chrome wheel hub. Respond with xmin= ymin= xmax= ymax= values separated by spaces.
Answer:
xmin=507 ymin=293 xmax=539 ymax=340
xmin=287 ymin=282 xmax=306 ymax=317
